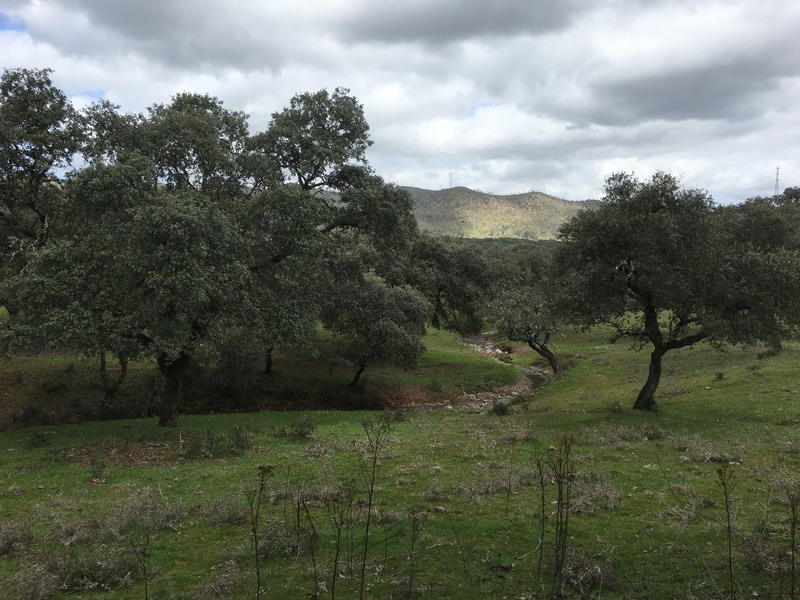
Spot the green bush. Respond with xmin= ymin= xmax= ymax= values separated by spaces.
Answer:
xmin=488 ymin=401 xmax=510 ymax=416
xmin=25 ymin=430 xmax=52 ymax=449
xmin=90 ymin=454 xmax=108 ymax=481
xmin=277 ymin=418 xmax=316 ymax=440
xmin=180 ymin=425 xmax=254 ymax=459
xmin=40 ymin=378 xmax=68 ymax=395
xmin=228 ymin=424 xmax=253 ymax=455
xmin=12 ymin=404 xmax=53 ymax=428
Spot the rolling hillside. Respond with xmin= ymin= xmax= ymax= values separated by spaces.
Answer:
xmin=404 ymin=185 xmax=597 ymax=239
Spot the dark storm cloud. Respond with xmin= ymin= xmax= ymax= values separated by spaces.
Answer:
xmin=336 ymin=0 xmax=588 ymax=44
xmin=22 ymin=0 xmax=289 ymax=71
xmin=591 ymin=64 xmax=780 ymax=125
xmin=64 ymin=0 xmax=189 ymax=39
xmin=586 ymin=49 xmax=800 ymax=126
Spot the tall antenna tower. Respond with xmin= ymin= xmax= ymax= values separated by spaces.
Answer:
xmin=774 ymin=166 xmax=780 ymax=202
xmin=449 ymin=172 xmax=454 ymax=188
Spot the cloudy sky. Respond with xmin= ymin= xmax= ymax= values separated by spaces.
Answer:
xmin=1 ymin=0 xmax=798 ymax=203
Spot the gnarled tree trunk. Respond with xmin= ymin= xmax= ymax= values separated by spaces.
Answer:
xmin=770 ymin=334 xmax=783 ymax=354
xmin=348 ymin=362 xmax=366 ymax=388
xmin=99 ymin=351 xmax=128 ymax=420
xmin=527 ymin=338 xmax=561 ymax=375
xmin=157 ymin=352 xmax=191 ymax=427
xmin=634 ymin=346 xmax=665 ymax=411
xmin=264 ymin=346 xmax=274 ymax=374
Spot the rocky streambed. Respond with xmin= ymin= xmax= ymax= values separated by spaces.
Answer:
xmin=444 ymin=335 xmax=552 ymax=413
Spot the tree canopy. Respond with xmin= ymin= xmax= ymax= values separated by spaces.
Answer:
xmin=0 ymin=68 xmax=83 ymax=284
xmin=250 ymin=87 xmax=372 ymax=192
xmin=0 ymin=68 xmax=426 ymax=426
xmin=554 ymin=172 xmax=800 ymax=409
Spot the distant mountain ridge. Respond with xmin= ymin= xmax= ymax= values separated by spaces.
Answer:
xmin=402 ymin=186 xmax=597 ymax=240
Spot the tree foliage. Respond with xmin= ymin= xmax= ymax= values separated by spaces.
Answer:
xmin=713 ymin=197 xmax=800 ymax=347
xmin=250 ymin=87 xmax=372 ymax=192
xmin=322 ymin=270 xmax=431 ymax=387
xmin=0 ymin=68 xmax=83 ymax=277
xmin=483 ymin=242 xmax=563 ymax=374
xmin=319 ymin=178 xmax=429 ymax=387
xmin=407 ymin=236 xmax=491 ymax=334
xmin=1 ymin=73 xmax=424 ymax=425
xmin=554 ymin=171 xmax=800 ymax=409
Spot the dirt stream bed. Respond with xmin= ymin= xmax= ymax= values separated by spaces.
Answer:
xmin=441 ymin=335 xmax=551 ymax=413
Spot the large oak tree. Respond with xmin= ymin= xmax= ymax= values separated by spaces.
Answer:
xmin=554 ymin=172 xmax=799 ymax=410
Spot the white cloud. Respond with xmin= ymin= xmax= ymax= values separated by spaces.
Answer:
xmin=1 ymin=0 xmax=798 ymax=203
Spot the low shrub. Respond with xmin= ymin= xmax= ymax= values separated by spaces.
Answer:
xmin=54 ymin=544 xmax=139 ymax=592
xmin=227 ymin=424 xmax=253 ymax=455
xmin=277 ymin=418 xmax=316 ymax=440
xmin=303 ymin=442 xmax=332 ymax=458
xmin=113 ymin=486 xmax=185 ymax=533
xmin=67 ymin=400 xmax=96 ymax=424
xmin=12 ymin=404 xmax=53 ymax=428
xmin=562 ymin=548 xmax=615 ymax=594
xmin=0 ymin=521 xmax=34 ymax=557
xmin=382 ymin=408 xmax=409 ymax=423
xmin=89 ymin=454 xmax=107 ymax=481
xmin=195 ymin=560 xmax=246 ymax=599
xmin=488 ymin=401 xmax=510 ymax=416
xmin=0 ymin=562 xmax=59 ymax=600
xmin=25 ymin=430 xmax=53 ymax=449
xmin=181 ymin=425 xmax=254 ymax=459
xmin=39 ymin=378 xmax=68 ymax=395
xmin=200 ymin=494 xmax=249 ymax=526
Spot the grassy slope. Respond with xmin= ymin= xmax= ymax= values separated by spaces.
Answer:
xmin=0 ymin=328 xmax=519 ymax=429
xmin=1 ymin=329 xmax=799 ymax=598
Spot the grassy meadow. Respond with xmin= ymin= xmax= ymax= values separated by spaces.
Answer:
xmin=1 ymin=327 xmax=800 ymax=598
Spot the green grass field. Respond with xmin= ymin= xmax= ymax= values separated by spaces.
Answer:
xmin=1 ymin=327 xmax=800 ymax=598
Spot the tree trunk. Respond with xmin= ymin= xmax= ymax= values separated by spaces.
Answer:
xmin=264 ymin=346 xmax=274 ymax=374
xmin=348 ymin=362 xmax=366 ymax=388
xmin=634 ymin=346 xmax=664 ymax=410
xmin=528 ymin=339 xmax=561 ymax=375
xmin=99 ymin=351 xmax=128 ymax=420
xmin=157 ymin=352 xmax=191 ymax=427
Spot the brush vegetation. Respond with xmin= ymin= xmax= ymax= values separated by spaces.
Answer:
xmin=3 ymin=328 xmax=800 ymax=598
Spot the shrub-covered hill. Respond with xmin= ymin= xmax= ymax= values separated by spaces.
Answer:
xmin=405 ymin=185 xmax=598 ymax=239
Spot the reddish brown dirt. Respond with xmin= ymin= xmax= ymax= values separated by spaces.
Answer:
xmin=59 ymin=433 xmax=181 ymax=467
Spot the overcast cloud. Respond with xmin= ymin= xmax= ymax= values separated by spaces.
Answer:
xmin=1 ymin=0 xmax=797 ymax=203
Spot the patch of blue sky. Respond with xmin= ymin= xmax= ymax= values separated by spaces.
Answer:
xmin=466 ymin=103 xmax=501 ymax=117
xmin=78 ymin=89 xmax=106 ymax=100
xmin=0 ymin=12 xmax=25 ymax=32
xmin=68 ymin=89 xmax=109 ymax=111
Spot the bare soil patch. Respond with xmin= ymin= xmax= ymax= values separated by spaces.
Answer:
xmin=59 ymin=433 xmax=180 ymax=467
